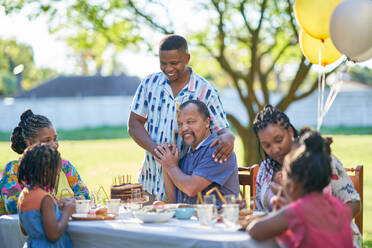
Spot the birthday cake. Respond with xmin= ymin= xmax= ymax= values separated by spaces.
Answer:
xmin=110 ymin=183 xmax=143 ymax=202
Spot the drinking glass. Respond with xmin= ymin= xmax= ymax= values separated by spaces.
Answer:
xmin=203 ymin=195 xmax=217 ymax=221
xmin=106 ymin=199 xmax=121 ymax=216
xmin=203 ymin=195 xmax=217 ymax=218
xmin=89 ymin=191 xmax=97 ymax=209
xmin=75 ymin=200 xmax=91 ymax=213
xmin=196 ymin=204 xmax=214 ymax=225
xmin=225 ymin=194 xmax=236 ymax=204
xmin=222 ymin=204 xmax=239 ymax=227
xmin=130 ymin=189 xmax=142 ymax=211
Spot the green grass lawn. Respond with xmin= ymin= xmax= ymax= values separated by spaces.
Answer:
xmin=0 ymin=135 xmax=371 ymax=245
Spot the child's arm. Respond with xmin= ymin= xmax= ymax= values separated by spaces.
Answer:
xmin=40 ymin=195 xmax=75 ymax=242
xmin=247 ymin=207 xmax=288 ymax=241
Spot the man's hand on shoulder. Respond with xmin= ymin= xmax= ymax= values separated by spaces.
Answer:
xmin=210 ymin=129 xmax=235 ymax=164
xmin=154 ymin=143 xmax=179 ymax=170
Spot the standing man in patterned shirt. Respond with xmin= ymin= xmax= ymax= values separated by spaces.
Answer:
xmin=128 ymin=34 xmax=235 ymax=201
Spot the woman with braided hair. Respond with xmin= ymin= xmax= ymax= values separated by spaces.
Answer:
xmin=0 ymin=109 xmax=89 ymax=215
xmin=252 ymin=104 xmax=362 ymax=247
xmin=253 ymin=104 xmax=298 ymax=211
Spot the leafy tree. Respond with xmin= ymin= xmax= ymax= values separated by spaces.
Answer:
xmin=1 ymin=0 xmax=340 ymax=164
xmin=349 ymin=65 xmax=372 ymax=86
xmin=1 ymin=0 xmax=143 ymax=75
xmin=124 ymin=0 xmax=337 ymax=165
xmin=1 ymin=72 xmax=17 ymax=95
xmin=0 ymin=38 xmax=58 ymax=95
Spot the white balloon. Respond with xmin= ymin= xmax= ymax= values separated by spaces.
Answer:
xmin=351 ymin=46 xmax=372 ymax=62
xmin=330 ymin=0 xmax=372 ymax=62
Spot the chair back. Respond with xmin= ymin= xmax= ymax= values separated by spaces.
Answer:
xmin=238 ymin=164 xmax=259 ymax=209
xmin=345 ymin=165 xmax=363 ymax=234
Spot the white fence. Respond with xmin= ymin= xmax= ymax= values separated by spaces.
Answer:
xmin=0 ymin=96 xmax=133 ymax=132
xmin=1 ymin=89 xmax=372 ymax=132
xmin=221 ymin=89 xmax=372 ymax=128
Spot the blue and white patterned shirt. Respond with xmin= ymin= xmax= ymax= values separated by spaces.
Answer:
xmin=130 ymin=68 xmax=229 ymax=200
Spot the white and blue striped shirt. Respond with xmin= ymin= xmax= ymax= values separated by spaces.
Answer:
xmin=130 ymin=68 xmax=229 ymax=200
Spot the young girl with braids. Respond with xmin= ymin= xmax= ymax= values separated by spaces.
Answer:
xmin=18 ymin=144 xmax=75 ymax=248
xmin=247 ymin=131 xmax=353 ymax=247
xmin=0 ymin=109 xmax=89 ymax=215
xmin=252 ymin=105 xmax=362 ymax=247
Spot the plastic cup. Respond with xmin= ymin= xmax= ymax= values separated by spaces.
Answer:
xmin=225 ymin=194 xmax=236 ymax=204
xmin=75 ymin=200 xmax=91 ymax=213
xmin=106 ymin=199 xmax=121 ymax=216
xmin=196 ymin=204 xmax=214 ymax=225
xmin=222 ymin=204 xmax=239 ymax=226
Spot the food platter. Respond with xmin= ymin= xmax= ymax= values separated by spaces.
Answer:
xmin=71 ymin=213 xmax=116 ymax=221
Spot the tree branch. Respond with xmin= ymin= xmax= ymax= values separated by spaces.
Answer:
xmin=276 ymin=56 xmax=311 ymax=110
xmin=126 ymin=0 xmax=174 ymax=34
xmin=226 ymin=113 xmax=245 ymax=132
xmin=285 ymin=0 xmax=298 ymax=41
xmin=292 ymin=77 xmax=318 ymax=101
xmin=198 ymin=40 xmax=250 ymax=111
xmin=256 ymin=56 xmax=270 ymax=104
xmin=264 ymin=41 xmax=292 ymax=77
xmin=293 ymin=61 xmax=345 ymax=102
xmin=239 ymin=0 xmax=254 ymax=34
xmin=255 ymin=0 xmax=268 ymax=34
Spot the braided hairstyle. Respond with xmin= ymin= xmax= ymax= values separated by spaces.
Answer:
xmin=18 ymin=144 xmax=61 ymax=192
xmin=11 ymin=109 xmax=52 ymax=154
xmin=284 ymin=130 xmax=332 ymax=193
xmin=253 ymin=104 xmax=298 ymax=172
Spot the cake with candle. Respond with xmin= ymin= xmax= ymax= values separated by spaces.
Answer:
xmin=110 ymin=183 xmax=143 ymax=202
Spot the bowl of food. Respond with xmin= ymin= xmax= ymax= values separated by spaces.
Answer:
xmin=134 ymin=207 xmax=175 ymax=223
xmin=174 ymin=207 xmax=195 ymax=220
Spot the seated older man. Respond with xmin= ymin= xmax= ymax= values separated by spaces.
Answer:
xmin=155 ymin=100 xmax=239 ymax=206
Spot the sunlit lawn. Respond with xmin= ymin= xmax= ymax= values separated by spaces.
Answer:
xmin=1 ymin=135 xmax=371 ymax=245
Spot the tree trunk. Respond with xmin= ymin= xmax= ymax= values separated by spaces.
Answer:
xmin=234 ymin=124 xmax=261 ymax=167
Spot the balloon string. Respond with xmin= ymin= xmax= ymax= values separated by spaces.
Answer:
xmin=317 ymin=72 xmax=321 ymax=131
xmin=318 ymin=69 xmax=326 ymax=131
xmin=321 ymin=69 xmax=326 ymax=115
xmin=323 ymin=63 xmax=348 ymax=116
xmin=317 ymin=46 xmax=322 ymax=131
xmin=320 ymin=61 xmax=348 ymax=128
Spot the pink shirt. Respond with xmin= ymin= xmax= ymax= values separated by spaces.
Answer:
xmin=278 ymin=193 xmax=353 ymax=248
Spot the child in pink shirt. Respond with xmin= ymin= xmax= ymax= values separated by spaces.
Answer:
xmin=247 ymin=131 xmax=353 ymax=248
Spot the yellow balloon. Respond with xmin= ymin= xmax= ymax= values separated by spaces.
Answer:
xmin=294 ymin=0 xmax=342 ymax=40
xmin=299 ymin=30 xmax=342 ymax=66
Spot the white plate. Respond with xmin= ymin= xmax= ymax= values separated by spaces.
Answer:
xmin=134 ymin=211 xmax=175 ymax=223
